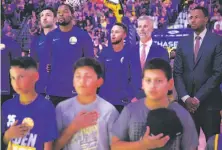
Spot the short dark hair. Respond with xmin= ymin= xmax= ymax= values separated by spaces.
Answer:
xmin=146 ymin=108 xmax=183 ymax=139
xmin=57 ymin=4 xmax=74 ymax=14
xmin=73 ymin=57 xmax=103 ymax=79
xmin=143 ymin=58 xmax=172 ymax=80
xmin=193 ymin=6 xmax=209 ymax=17
xmin=114 ymin=23 xmax=128 ymax=34
xmin=40 ymin=7 xmax=56 ymax=17
xmin=170 ymin=49 xmax=176 ymax=53
xmin=10 ymin=57 xmax=38 ymax=70
xmin=145 ymin=108 xmax=183 ymax=149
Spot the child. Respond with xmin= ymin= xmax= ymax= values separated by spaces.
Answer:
xmin=54 ymin=57 xmax=119 ymax=150
xmin=111 ymin=58 xmax=198 ymax=150
xmin=1 ymin=56 xmax=58 ymax=150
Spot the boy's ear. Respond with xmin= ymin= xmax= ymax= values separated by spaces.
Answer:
xmin=97 ymin=77 xmax=104 ymax=88
xmin=168 ymin=78 xmax=174 ymax=91
xmin=33 ymin=71 xmax=39 ymax=82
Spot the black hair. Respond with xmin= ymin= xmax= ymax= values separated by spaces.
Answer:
xmin=170 ymin=49 xmax=176 ymax=53
xmin=145 ymin=108 xmax=183 ymax=150
xmin=170 ymin=50 xmax=176 ymax=60
xmin=193 ymin=6 xmax=209 ymax=17
xmin=114 ymin=22 xmax=128 ymax=34
xmin=10 ymin=57 xmax=38 ymax=70
xmin=143 ymin=58 xmax=172 ymax=80
xmin=146 ymin=108 xmax=183 ymax=139
xmin=73 ymin=57 xmax=103 ymax=79
xmin=40 ymin=7 xmax=57 ymax=17
xmin=57 ymin=3 xmax=74 ymax=14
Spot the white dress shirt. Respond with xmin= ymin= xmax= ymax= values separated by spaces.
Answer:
xmin=193 ymin=28 xmax=207 ymax=49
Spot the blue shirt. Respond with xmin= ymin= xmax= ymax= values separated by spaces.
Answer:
xmin=2 ymin=94 xmax=58 ymax=150
xmin=44 ymin=26 xmax=94 ymax=97
xmin=1 ymin=35 xmax=21 ymax=95
xmin=98 ymin=45 xmax=133 ymax=105
xmin=30 ymin=33 xmax=49 ymax=94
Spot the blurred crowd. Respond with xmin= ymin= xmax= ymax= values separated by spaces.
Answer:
xmin=2 ymin=0 xmax=222 ymax=52
xmin=1 ymin=1 xmax=222 ymax=149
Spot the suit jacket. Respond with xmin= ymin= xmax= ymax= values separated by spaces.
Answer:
xmin=125 ymin=42 xmax=169 ymax=98
xmin=173 ymin=31 xmax=222 ymax=109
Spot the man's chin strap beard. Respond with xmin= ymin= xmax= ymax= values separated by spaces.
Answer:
xmin=43 ymin=25 xmax=53 ymax=29
xmin=58 ymin=22 xmax=70 ymax=26
xmin=112 ymin=38 xmax=122 ymax=45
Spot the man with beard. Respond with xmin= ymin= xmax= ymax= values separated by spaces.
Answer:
xmin=98 ymin=23 xmax=132 ymax=112
xmin=44 ymin=4 xmax=94 ymax=106
xmin=30 ymin=7 xmax=57 ymax=96
xmin=125 ymin=15 xmax=169 ymax=101
xmin=173 ymin=6 xmax=222 ymax=140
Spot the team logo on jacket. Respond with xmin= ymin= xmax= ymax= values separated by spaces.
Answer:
xmin=120 ymin=57 xmax=124 ymax=63
xmin=69 ymin=36 xmax=77 ymax=45
xmin=0 ymin=44 xmax=6 ymax=50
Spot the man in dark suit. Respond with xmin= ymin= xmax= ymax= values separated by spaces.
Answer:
xmin=125 ymin=15 xmax=169 ymax=101
xmin=173 ymin=6 xmax=222 ymax=140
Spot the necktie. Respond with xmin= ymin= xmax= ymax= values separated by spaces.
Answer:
xmin=128 ymin=25 xmax=136 ymax=46
xmin=140 ymin=44 xmax=147 ymax=69
xmin=194 ymin=35 xmax=201 ymax=62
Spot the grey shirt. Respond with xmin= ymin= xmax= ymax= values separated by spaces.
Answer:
xmin=56 ymin=95 xmax=119 ymax=150
xmin=112 ymin=99 xmax=199 ymax=150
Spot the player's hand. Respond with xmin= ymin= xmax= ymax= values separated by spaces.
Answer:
xmin=5 ymin=120 xmax=30 ymax=139
xmin=190 ymin=97 xmax=200 ymax=113
xmin=70 ymin=111 xmax=99 ymax=132
xmin=185 ymin=97 xmax=199 ymax=113
xmin=140 ymin=126 xmax=170 ymax=150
